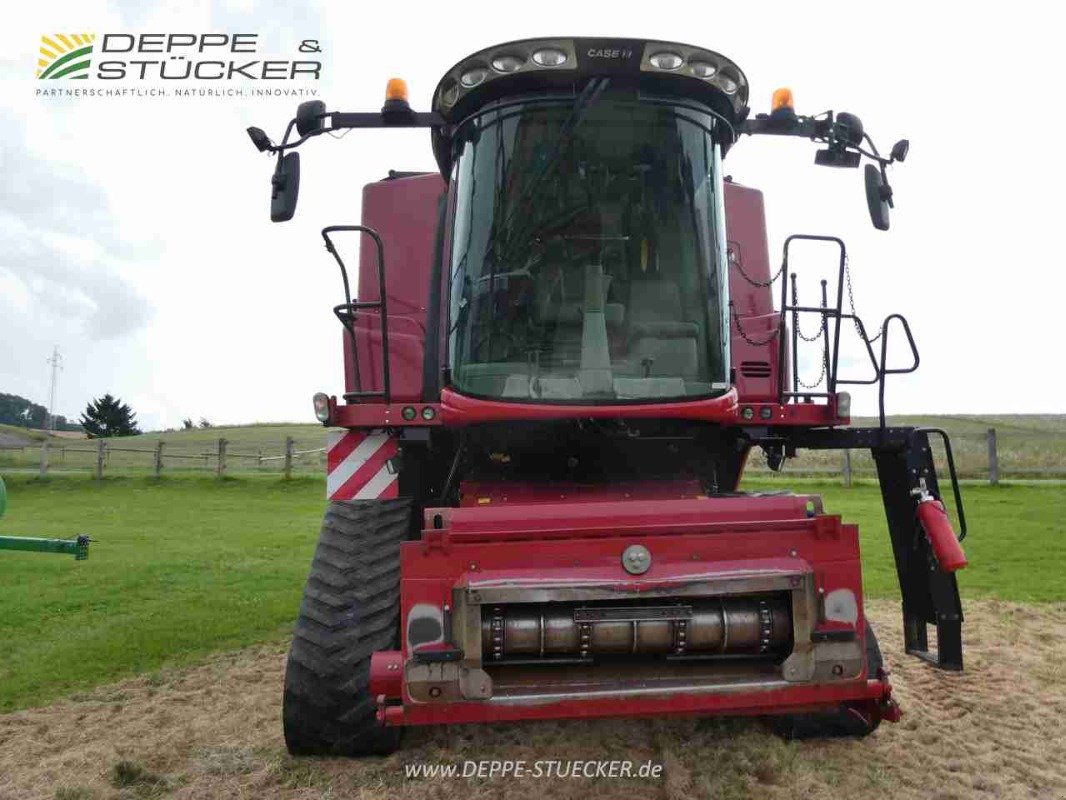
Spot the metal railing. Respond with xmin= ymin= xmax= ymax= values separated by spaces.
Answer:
xmin=774 ymin=235 xmax=920 ymax=425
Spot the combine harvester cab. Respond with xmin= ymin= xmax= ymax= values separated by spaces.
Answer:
xmin=248 ymin=38 xmax=967 ymax=756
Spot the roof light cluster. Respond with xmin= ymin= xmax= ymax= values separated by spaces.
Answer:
xmin=639 ymin=41 xmax=747 ymax=105
xmin=435 ymin=39 xmax=577 ymax=113
xmin=432 ymin=38 xmax=749 ymax=121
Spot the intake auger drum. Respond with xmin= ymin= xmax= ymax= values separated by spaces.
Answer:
xmin=482 ymin=596 xmax=792 ymax=661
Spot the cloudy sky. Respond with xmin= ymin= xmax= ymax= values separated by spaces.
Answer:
xmin=1 ymin=2 xmax=1061 ymax=429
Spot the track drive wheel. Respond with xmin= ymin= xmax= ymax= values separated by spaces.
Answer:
xmin=283 ymin=499 xmax=410 ymax=756
xmin=772 ymin=621 xmax=886 ymax=739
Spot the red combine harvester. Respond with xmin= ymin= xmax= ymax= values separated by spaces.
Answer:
xmin=247 ymin=38 xmax=968 ymax=755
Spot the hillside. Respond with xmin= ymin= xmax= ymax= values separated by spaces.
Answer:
xmin=1 ymin=416 xmax=1062 ymax=479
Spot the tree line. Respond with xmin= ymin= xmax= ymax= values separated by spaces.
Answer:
xmin=0 ymin=392 xmax=82 ymax=432
xmin=3 ymin=391 xmax=211 ymax=439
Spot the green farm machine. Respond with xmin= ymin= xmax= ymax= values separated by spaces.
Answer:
xmin=0 ymin=476 xmax=90 ymax=560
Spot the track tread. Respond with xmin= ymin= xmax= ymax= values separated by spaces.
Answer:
xmin=282 ymin=498 xmax=409 ymax=756
xmin=772 ymin=620 xmax=886 ymax=740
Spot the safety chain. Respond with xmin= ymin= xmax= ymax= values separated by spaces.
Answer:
xmin=794 ymin=308 xmax=825 ymax=343
xmin=728 ymin=243 xmax=785 ymax=288
xmin=729 ymin=301 xmax=777 ymax=347
xmin=844 ymin=254 xmax=882 ymax=343
xmin=796 ymin=351 xmax=828 ymax=389
xmin=789 ymin=277 xmax=826 ymax=343
xmin=790 ymin=281 xmax=827 ymax=387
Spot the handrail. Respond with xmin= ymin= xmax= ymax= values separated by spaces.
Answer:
xmin=322 ymin=225 xmax=391 ymax=403
xmin=835 ymin=313 xmax=881 ymax=386
xmin=770 ymin=237 xmax=925 ymax=430
xmin=915 ymin=427 xmax=967 ymax=541
xmin=877 ymin=314 xmax=920 ymax=428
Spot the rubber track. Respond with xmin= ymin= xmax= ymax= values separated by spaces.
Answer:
xmin=772 ymin=621 xmax=885 ymax=739
xmin=283 ymin=499 xmax=410 ymax=756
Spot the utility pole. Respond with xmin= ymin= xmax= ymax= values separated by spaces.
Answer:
xmin=46 ymin=346 xmax=62 ymax=431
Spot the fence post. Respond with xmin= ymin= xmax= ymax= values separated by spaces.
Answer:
xmin=95 ymin=439 xmax=106 ymax=480
xmin=39 ymin=441 xmax=49 ymax=478
xmin=154 ymin=441 xmax=164 ymax=478
xmin=987 ymin=427 xmax=999 ymax=486
xmin=284 ymin=437 xmax=294 ymax=479
xmin=217 ymin=438 xmax=228 ymax=477
xmin=842 ymin=449 xmax=852 ymax=488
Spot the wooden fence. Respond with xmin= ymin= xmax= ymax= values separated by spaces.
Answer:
xmin=2 ymin=427 xmax=1063 ymax=483
xmin=744 ymin=427 xmax=1064 ymax=483
xmin=17 ymin=436 xmax=325 ymax=479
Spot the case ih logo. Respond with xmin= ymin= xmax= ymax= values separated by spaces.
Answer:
xmin=587 ymin=47 xmax=634 ymax=60
xmin=37 ymin=34 xmax=96 ymax=79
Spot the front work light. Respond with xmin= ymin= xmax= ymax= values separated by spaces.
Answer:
xmin=531 ymin=47 xmax=567 ymax=66
xmin=836 ymin=391 xmax=852 ymax=418
xmin=491 ymin=53 xmax=525 ymax=73
xmin=648 ymin=51 xmax=684 ymax=70
xmin=312 ymin=392 xmax=331 ymax=423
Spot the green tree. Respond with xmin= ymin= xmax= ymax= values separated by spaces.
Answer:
xmin=80 ymin=394 xmax=140 ymax=438
xmin=0 ymin=393 xmax=81 ymax=431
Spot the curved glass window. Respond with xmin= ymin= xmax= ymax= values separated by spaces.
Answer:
xmin=447 ymin=91 xmax=730 ymax=403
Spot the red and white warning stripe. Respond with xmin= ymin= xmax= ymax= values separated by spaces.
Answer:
xmin=326 ymin=429 xmax=399 ymax=501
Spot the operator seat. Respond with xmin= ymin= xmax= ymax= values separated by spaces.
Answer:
xmin=627 ymin=279 xmax=700 ymax=380
xmin=533 ymin=265 xmax=625 ymax=359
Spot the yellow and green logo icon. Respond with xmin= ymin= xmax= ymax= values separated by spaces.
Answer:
xmin=37 ymin=34 xmax=96 ymax=80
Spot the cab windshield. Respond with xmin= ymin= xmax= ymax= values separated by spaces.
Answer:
xmin=447 ymin=91 xmax=730 ymax=403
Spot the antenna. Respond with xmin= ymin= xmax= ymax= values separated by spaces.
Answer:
xmin=46 ymin=346 xmax=63 ymax=431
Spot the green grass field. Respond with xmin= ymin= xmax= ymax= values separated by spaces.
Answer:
xmin=0 ymin=475 xmax=323 ymax=712
xmin=0 ymin=473 xmax=1063 ymax=714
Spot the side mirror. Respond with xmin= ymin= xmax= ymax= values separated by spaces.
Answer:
xmin=271 ymin=152 xmax=300 ymax=222
xmin=246 ymin=126 xmax=272 ymax=152
xmin=295 ymin=100 xmax=327 ymax=137
xmin=891 ymin=139 xmax=910 ymax=163
xmin=864 ymin=164 xmax=891 ymax=231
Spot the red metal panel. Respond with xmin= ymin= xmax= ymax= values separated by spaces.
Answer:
xmin=405 ymin=518 xmax=858 ymax=574
xmin=386 ymin=500 xmax=878 ymax=727
xmin=458 ymin=479 xmax=705 ymax=507
xmin=440 ymin=386 xmax=739 ymax=426
xmin=425 ymin=494 xmax=823 ymax=542
xmin=734 ymin=401 xmax=847 ymax=427
xmin=332 ymin=402 xmax=442 ymax=427
xmin=342 ymin=173 xmax=446 ymax=402
xmin=724 ymin=182 xmax=775 ymax=317
xmin=725 ymin=182 xmax=782 ymax=404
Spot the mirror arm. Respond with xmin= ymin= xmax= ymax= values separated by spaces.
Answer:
xmin=743 ymin=114 xmax=904 ymax=176
xmin=738 ymin=114 xmax=829 ymax=140
xmin=328 ymin=110 xmax=445 ymax=129
xmin=255 ymin=109 xmax=447 ymax=156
